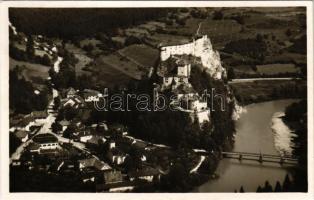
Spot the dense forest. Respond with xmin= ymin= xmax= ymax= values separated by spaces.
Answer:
xmin=284 ymin=99 xmax=308 ymax=192
xmin=9 ymin=69 xmax=49 ymax=114
xmin=9 ymin=8 xmax=172 ymax=39
xmin=85 ymin=62 xmax=235 ymax=153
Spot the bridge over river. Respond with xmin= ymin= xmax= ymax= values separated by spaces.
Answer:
xmin=195 ymin=150 xmax=298 ymax=165
xmin=221 ymin=151 xmax=298 ymax=165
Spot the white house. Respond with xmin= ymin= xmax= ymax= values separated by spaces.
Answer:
xmin=83 ymin=89 xmax=103 ymax=102
xmin=30 ymin=133 xmax=59 ymax=153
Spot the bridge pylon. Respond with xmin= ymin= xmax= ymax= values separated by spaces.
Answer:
xmin=258 ymin=153 xmax=263 ymax=163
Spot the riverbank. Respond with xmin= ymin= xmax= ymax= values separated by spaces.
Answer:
xmin=230 ymin=79 xmax=306 ymax=105
xmin=196 ymin=99 xmax=298 ymax=192
xmin=271 ymin=111 xmax=297 ymax=156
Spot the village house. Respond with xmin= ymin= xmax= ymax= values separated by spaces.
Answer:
xmin=80 ymin=168 xmax=100 ymax=183
xmin=103 ymin=169 xmax=123 ymax=184
xmin=83 ymin=135 xmax=107 ymax=145
xmin=111 ymin=36 xmax=126 ymax=48
xmin=59 ymin=120 xmax=71 ymax=132
xmin=96 ymin=181 xmax=136 ymax=192
xmin=14 ymin=130 xmax=29 ymax=142
xmin=109 ymin=124 xmax=127 ymax=136
xmin=29 ymin=133 xmax=59 ymax=153
xmin=30 ymin=111 xmax=48 ymax=119
xmin=107 ymin=148 xmax=128 ymax=165
xmin=66 ymin=87 xmax=77 ymax=98
xmin=128 ymin=167 xmax=161 ymax=182
xmin=9 ymin=114 xmax=36 ymax=132
xmin=97 ymin=122 xmax=109 ymax=131
xmin=62 ymin=95 xmax=84 ymax=108
xmin=82 ymin=89 xmax=103 ymax=102
xmin=78 ymin=157 xmax=111 ymax=171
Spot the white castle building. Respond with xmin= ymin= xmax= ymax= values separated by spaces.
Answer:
xmin=156 ymin=34 xmax=226 ymax=125
xmin=160 ymin=35 xmax=225 ymax=80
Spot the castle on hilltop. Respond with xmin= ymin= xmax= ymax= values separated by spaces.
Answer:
xmin=155 ymin=34 xmax=226 ymax=125
xmin=159 ymin=35 xmax=225 ymax=80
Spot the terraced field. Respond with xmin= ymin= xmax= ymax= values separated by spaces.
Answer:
xmin=9 ymin=58 xmax=50 ymax=88
xmin=119 ymin=44 xmax=159 ymax=68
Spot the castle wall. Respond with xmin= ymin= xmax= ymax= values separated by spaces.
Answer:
xmin=160 ymin=35 xmax=208 ymax=61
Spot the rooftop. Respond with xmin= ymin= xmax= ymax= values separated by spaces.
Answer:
xmin=79 ymin=157 xmax=111 ymax=171
xmin=33 ymin=133 xmax=58 ymax=144
xmin=173 ymin=84 xmax=196 ymax=95
xmin=128 ymin=167 xmax=160 ymax=178
xmin=31 ymin=111 xmax=48 ymax=119
xmin=14 ymin=130 xmax=28 ymax=139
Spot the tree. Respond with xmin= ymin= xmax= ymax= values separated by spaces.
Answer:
xmin=256 ymin=185 xmax=262 ymax=192
xmin=176 ymin=18 xmax=187 ymax=26
xmin=285 ymin=29 xmax=292 ymax=37
xmin=239 ymin=186 xmax=245 ymax=193
xmin=62 ymin=124 xmax=76 ymax=138
xmin=9 ymin=70 xmax=48 ymax=114
xmin=256 ymin=33 xmax=263 ymax=43
xmin=53 ymin=97 xmax=61 ymax=110
xmin=227 ymin=67 xmax=235 ymax=80
xmin=10 ymin=134 xmax=21 ymax=156
xmin=128 ymin=146 xmax=143 ymax=170
xmin=274 ymin=181 xmax=282 ymax=192
xmin=231 ymin=15 xmax=245 ymax=25
xmin=212 ymin=10 xmax=223 ymax=20
xmin=282 ymin=174 xmax=292 ymax=192
xmin=26 ymin=35 xmax=35 ymax=59
xmin=63 ymin=106 xmax=78 ymax=121
xmin=51 ymin=122 xmax=62 ymax=134
xmin=83 ymin=43 xmax=94 ymax=53
xmin=264 ymin=180 xmax=273 ymax=192
xmin=160 ymin=161 xmax=190 ymax=192
xmin=42 ymin=54 xmax=52 ymax=66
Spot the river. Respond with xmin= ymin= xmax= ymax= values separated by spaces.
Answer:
xmin=196 ymin=99 xmax=299 ymax=192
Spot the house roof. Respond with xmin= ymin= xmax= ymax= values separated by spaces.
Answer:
xmin=31 ymin=111 xmax=48 ymax=119
xmin=82 ymin=89 xmax=102 ymax=99
xmin=111 ymin=36 xmax=126 ymax=44
xmin=59 ymin=120 xmax=70 ymax=126
xmin=14 ymin=130 xmax=28 ymax=139
xmin=87 ymin=135 xmax=106 ymax=145
xmin=79 ymin=157 xmax=111 ymax=171
xmin=128 ymin=167 xmax=160 ymax=178
xmin=109 ymin=148 xmax=126 ymax=157
xmin=173 ymin=84 xmax=196 ymax=95
xmin=28 ymin=142 xmax=40 ymax=150
xmin=103 ymin=169 xmax=123 ymax=182
xmin=9 ymin=114 xmax=25 ymax=126
xmin=67 ymin=87 xmax=76 ymax=96
xmin=33 ymin=133 xmax=58 ymax=144
xmin=18 ymin=116 xmax=34 ymax=127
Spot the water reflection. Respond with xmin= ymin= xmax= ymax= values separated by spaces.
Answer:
xmin=196 ymin=99 xmax=299 ymax=192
